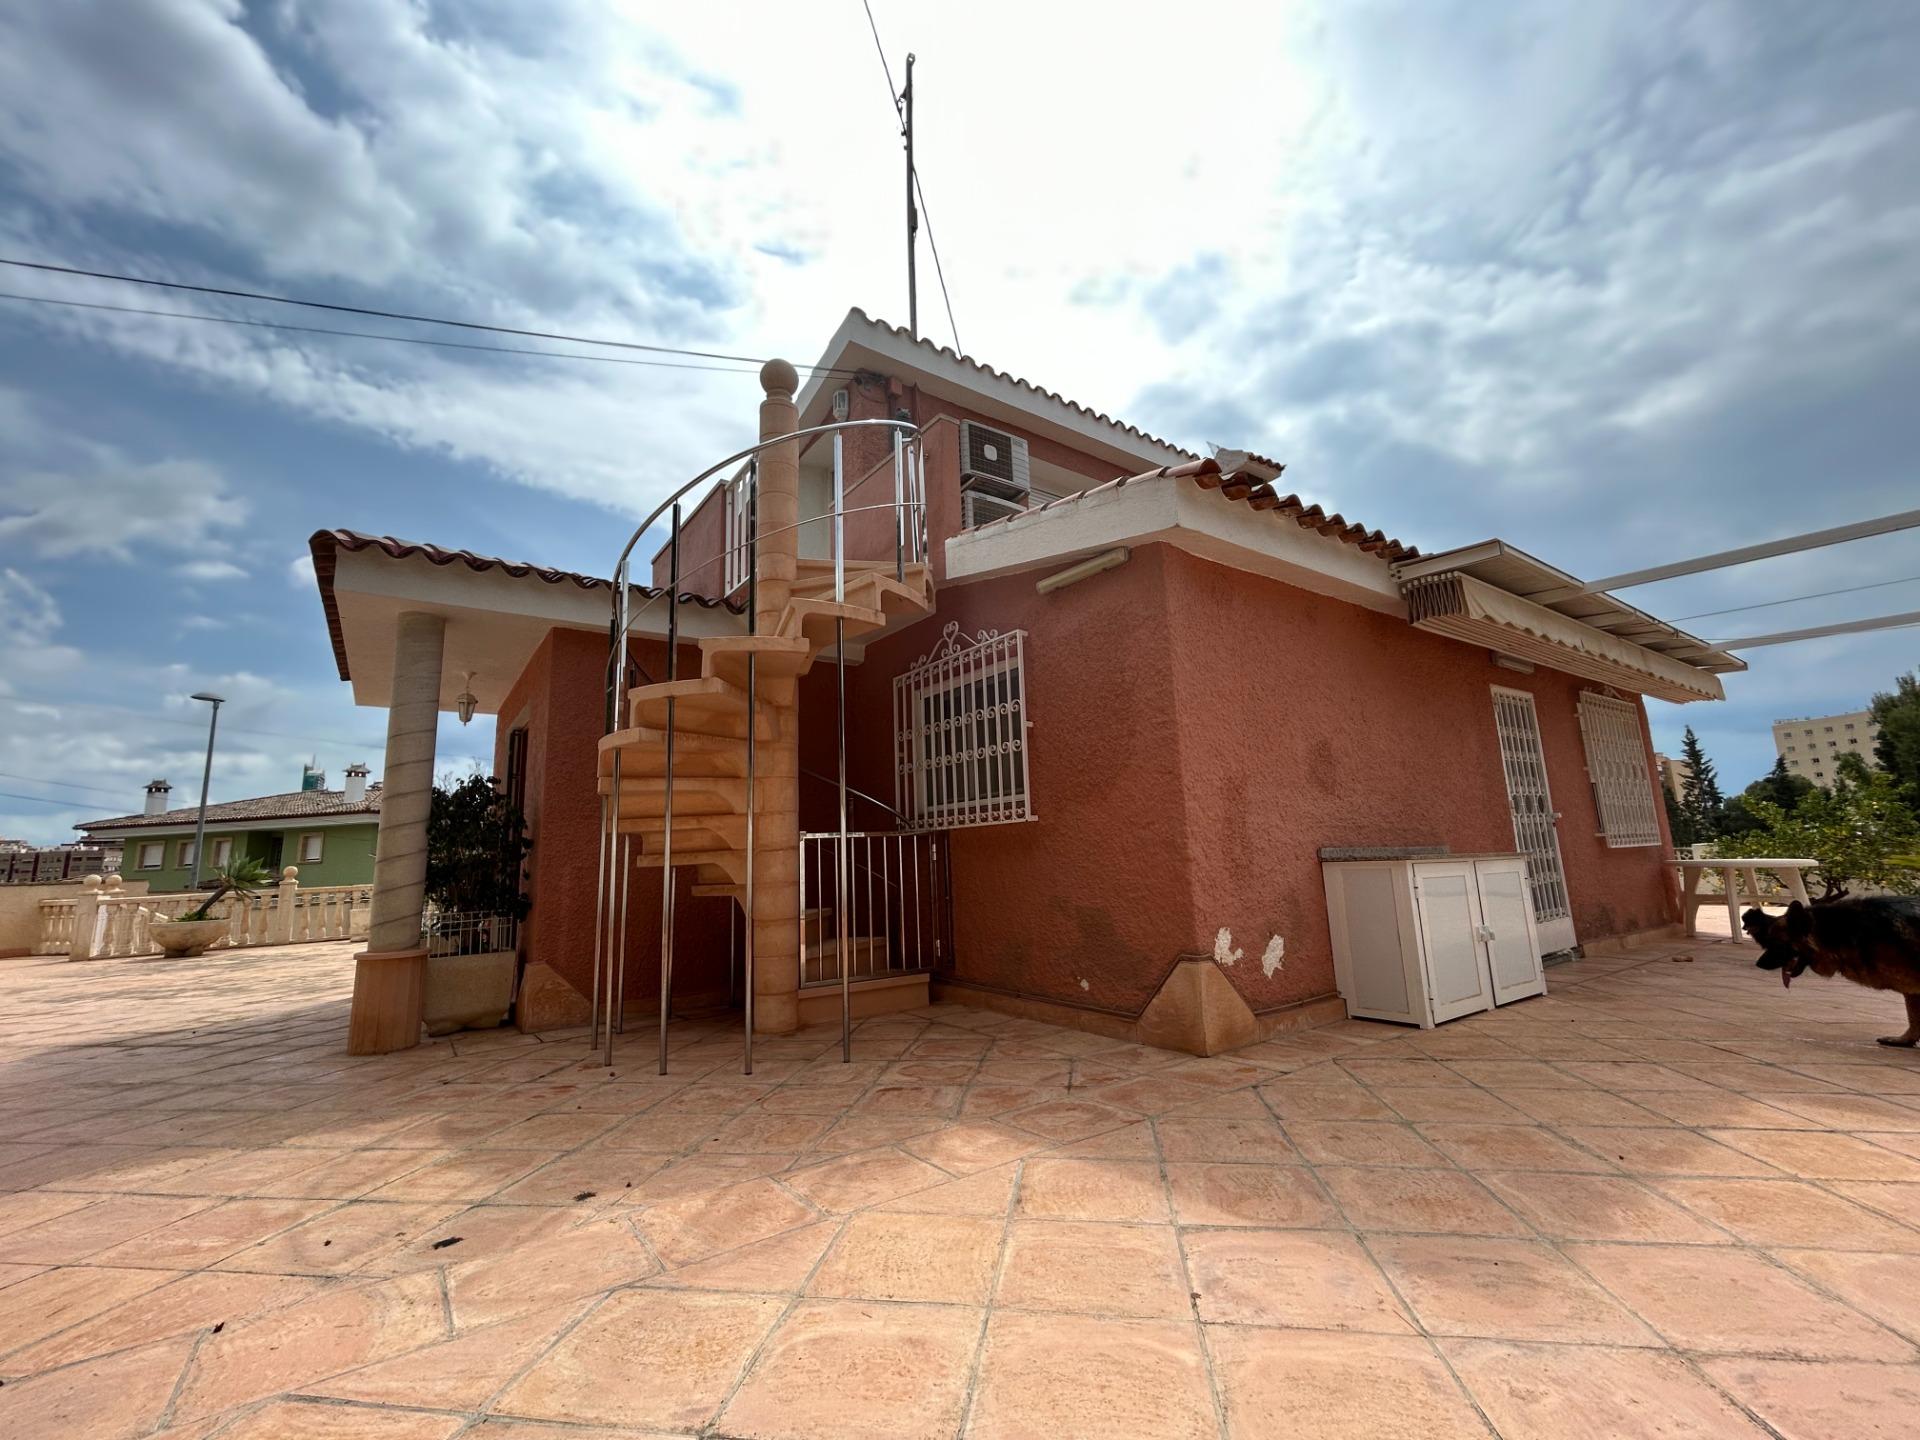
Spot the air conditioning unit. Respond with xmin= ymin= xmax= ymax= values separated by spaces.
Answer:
xmin=962 ymin=489 xmax=1027 ymax=529
xmin=960 ymin=420 xmax=1031 ymax=501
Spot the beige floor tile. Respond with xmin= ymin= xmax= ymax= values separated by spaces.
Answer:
xmin=902 ymin=1121 xmax=1044 ymax=1174
xmin=996 ymin=1219 xmax=1188 ymax=1318
xmin=248 ymin=1148 xmax=445 ymax=1200
xmin=809 ymin=1211 xmax=1002 ymax=1303
xmin=1319 ymin=1166 xmax=1532 ymax=1237
xmin=1207 ymin=1327 xmax=1487 ymax=1440
xmin=1701 ymin=1356 xmax=1920 ymax=1439
xmin=172 ymin=1271 xmax=450 ymax=1420
xmin=1446 ymin=1338 xmax=1769 ymax=1438
xmin=1772 ymin=1248 xmax=1920 ymax=1342
xmin=1765 ymin=1093 xmax=1920 ymax=1130
xmin=1832 ymin=1179 xmax=1920 ymax=1226
xmin=1286 ymin=1120 xmax=1449 ymax=1167
xmin=717 ymin=1298 xmax=980 ymax=1440
xmin=1493 ymin=1088 xmax=1664 ymax=1126
xmin=0 ymin=1334 xmax=197 ymax=1440
xmin=87 ymin=1196 xmax=333 ymax=1269
xmin=1154 ymin=1116 xmax=1297 ymax=1163
xmin=1416 ymin=1121 xmax=1619 ymax=1173
xmin=445 ymin=1215 xmax=659 ymax=1328
xmin=1628 ymin=1090 xmax=1823 ymax=1129
xmin=309 ymin=1304 xmax=580 ymax=1410
xmin=6 ymin=1269 xmax=323 ymax=1373
xmin=214 ymin=1199 xmax=460 ymax=1275
xmin=211 ymin=1400 xmax=467 ymax=1438
xmin=968 ymin=1311 xmax=1216 ymax=1440
xmin=877 ymin=1162 xmax=1018 ymax=1216
xmin=632 ymin=1175 xmax=817 ymax=1267
xmin=1567 ymin=1241 xmax=1916 ymax=1359
xmin=1707 ymin=1128 xmax=1920 ymax=1181
xmin=0 ymin=1263 xmax=175 ymax=1356
xmin=782 ymin=1149 xmax=948 ymax=1213
xmin=0 ymin=1194 xmax=215 ymax=1263
xmin=649 ymin=1219 xmax=839 ymax=1294
xmin=1050 ymin=1120 xmax=1160 ymax=1157
xmin=1656 ymin=1176 xmax=1920 ymax=1250
xmin=1256 ymin=1081 xmax=1398 ymax=1121
xmin=1166 ymin=1162 xmax=1337 ymax=1228
xmin=494 ymin=1289 xmax=784 ymax=1431
xmin=1186 ymin=1228 xmax=1415 ymax=1332
xmin=1001 ymin=1098 xmax=1137 ymax=1143
xmin=1374 ymin=1086 xmax=1526 ymax=1123
xmin=1560 ymin=1126 xmax=1784 ymax=1177
xmin=1017 ymin=1158 xmax=1169 ymax=1222
xmin=1368 ymin=1235 xmax=1656 ymax=1344
xmin=1480 ymin=1170 xmax=1729 ymax=1244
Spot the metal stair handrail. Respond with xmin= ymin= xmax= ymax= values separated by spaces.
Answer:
xmin=593 ymin=413 xmax=931 ymax=1078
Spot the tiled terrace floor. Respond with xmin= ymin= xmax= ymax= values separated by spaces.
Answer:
xmin=3 ymin=933 xmax=1920 ymax=1438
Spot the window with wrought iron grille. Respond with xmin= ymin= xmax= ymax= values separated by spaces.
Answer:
xmin=893 ymin=622 xmax=1034 ymax=829
xmin=1576 ymin=692 xmax=1661 ymax=848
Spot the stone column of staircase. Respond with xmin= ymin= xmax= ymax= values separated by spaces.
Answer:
xmin=751 ymin=359 xmax=803 ymax=1034
xmin=598 ymin=362 xmax=935 ymax=1039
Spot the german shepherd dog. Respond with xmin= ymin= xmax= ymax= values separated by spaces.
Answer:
xmin=1743 ymin=898 xmax=1920 ymax=1047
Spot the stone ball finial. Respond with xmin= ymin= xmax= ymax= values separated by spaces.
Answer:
xmin=759 ymin=357 xmax=798 ymax=400
xmin=84 ymin=874 xmax=102 ymax=890
xmin=283 ymin=866 xmax=299 ymax=881
xmin=105 ymin=873 xmax=122 ymax=889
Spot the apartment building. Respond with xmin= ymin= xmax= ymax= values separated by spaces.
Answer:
xmin=1773 ymin=709 xmax=1882 ymax=787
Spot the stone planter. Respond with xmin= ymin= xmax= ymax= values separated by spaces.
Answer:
xmin=423 ymin=949 xmax=517 ymax=1036
xmin=147 ymin=917 xmax=230 ymax=958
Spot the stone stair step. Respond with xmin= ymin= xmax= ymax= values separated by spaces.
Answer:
xmin=598 ymin=728 xmax=750 ymax=779
xmin=699 ymin=633 xmax=813 ymax=690
xmin=626 ymin=676 xmax=779 ymax=742
xmin=777 ymin=597 xmax=888 ymax=651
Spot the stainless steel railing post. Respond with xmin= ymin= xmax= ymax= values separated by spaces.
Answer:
xmin=742 ymin=461 xmax=758 ymax=1076
xmin=658 ymin=502 xmax=680 ymax=1076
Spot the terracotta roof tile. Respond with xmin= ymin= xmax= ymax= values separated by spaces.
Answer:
xmin=77 ymin=785 xmax=383 ymax=833
xmin=969 ymin=455 xmax=1420 ymax=562
xmin=847 ymin=308 xmax=1198 ymax=460
xmin=307 ymin=530 xmax=735 ymax=683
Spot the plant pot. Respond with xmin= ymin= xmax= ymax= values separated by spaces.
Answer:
xmin=147 ymin=918 xmax=230 ymax=958
xmin=423 ymin=949 xmax=517 ymax=1036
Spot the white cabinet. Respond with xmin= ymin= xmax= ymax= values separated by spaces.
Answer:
xmin=1322 ymin=854 xmax=1546 ymax=1028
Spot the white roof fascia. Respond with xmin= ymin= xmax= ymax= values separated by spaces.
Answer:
xmin=942 ymin=474 xmax=1407 ymax=617
xmin=795 ymin=311 xmax=1193 ymax=476
xmin=85 ymin=813 xmax=381 ymax=839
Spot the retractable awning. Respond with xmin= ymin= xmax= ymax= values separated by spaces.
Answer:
xmin=1403 ymin=570 xmax=1725 ymax=703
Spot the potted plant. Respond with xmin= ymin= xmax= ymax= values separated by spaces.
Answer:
xmin=421 ymin=773 xmax=531 ymax=1034
xmin=148 ymin=857 xmax=272 ymax=957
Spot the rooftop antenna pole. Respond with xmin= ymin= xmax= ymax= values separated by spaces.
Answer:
xmin=904 ymin=53 xmax=918 ymax=340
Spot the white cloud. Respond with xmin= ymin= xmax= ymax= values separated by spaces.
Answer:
xmin=287 ymin=554 xmax=316 ymax=588
xmin=0 ymin=386 xmax=247 ymax=559
xmin=176 ymin=559 xmax=248 ymax=581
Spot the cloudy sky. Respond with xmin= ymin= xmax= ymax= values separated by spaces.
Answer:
xmin=1 ymin=0 xmax=1916 ymax=844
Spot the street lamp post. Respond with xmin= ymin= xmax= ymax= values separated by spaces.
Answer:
xmin=189 ymin=692 xmax=225 ymax=890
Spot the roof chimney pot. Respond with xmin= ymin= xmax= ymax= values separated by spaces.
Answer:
xmin=144 ymin=779 xmax=171 ymax=817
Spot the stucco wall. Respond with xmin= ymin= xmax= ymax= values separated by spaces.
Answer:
xmin=798 ymin=549 xmax=1200 ymax=1017
xmin=0 ymin=879 xmax=149 ymax=956
xmin=801 ymin=541 xmax=1679 ymax=1022
xmin=113 ymin=825 xmax=378 ymax=892
xmin=1160 ymin=545 xmax=1679 ymax=1015
xmin=495 ymin=627 xmax=736 ymax=1015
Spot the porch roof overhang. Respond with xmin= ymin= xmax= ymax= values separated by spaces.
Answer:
xmin=310 ymin=531 xmax=743 ymax=714
xmin=1392 ymin=541 xmax=1746 ymax=680
xmin=943 ymin=459 xmax=1414 ymax=617
xmin=1403 ymin=571 xmax=1725 ymax=704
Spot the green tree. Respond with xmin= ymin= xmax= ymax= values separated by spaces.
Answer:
xmin=425 ymin=774 xmax=532 ymax=920
xmin=1664 ymin=786 xmax=1697 ymax=848
xmin=1718 ymin=766 xmax=1920 ymax=899
xmin=1870 ymin=670 xmax=1920 ymax=802
xmin=1678 ymin=726 xmax=1725 ymax=839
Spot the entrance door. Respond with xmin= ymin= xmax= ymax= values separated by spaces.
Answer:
xmin=1489 ymin=687 xmax=1576 ymax=954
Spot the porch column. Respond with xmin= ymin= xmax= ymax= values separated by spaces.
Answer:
xmin=347 ymin=609 xmax=444 ymax=1054
xmin=753 ymin=359 xmax=801 ymax=1034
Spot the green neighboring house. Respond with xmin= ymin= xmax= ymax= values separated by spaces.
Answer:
xmin=77 ymin=766 xmax=381 ymax=892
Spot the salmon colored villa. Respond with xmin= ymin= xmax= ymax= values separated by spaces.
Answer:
xmin=311 ymin=309 xmax=1743 ymax=1057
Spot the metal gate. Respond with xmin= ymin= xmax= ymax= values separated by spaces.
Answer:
xmin=1489 ymin=687 xmax=1576 ymax=953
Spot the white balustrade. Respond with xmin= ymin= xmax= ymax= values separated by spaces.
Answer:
xmin=49 ymin=868 xmax=375 ymax=959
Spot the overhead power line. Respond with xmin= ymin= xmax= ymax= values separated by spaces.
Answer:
xmin=0 ymin=789 xmax=90 ymax=809
xmin=0 ymin=257 xmax=859 ymax=376
xmin=1673 ymin=573 xmax=1920 ymax=623
xmin=913 ymin=168 xmax=962 ymax=354
xmin=0 ymin=291 xmax=775 ymax=376
xmin=0 ymin=771 xmax=127 ymax=800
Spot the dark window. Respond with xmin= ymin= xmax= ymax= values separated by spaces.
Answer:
xmin=505 ymin=726 xmax=530 ymax=814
